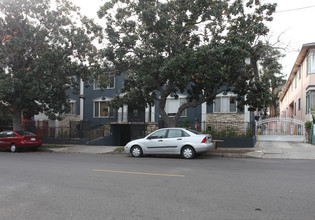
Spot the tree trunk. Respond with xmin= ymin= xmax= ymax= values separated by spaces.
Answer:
xmin=165 ymin=118 xmax=176 ymax=128
xmin=12 ymin=107 xmax=23 ymax=131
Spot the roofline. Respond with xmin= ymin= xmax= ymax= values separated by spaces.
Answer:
xmin=279 ymin=42 xmax=315 ymax=102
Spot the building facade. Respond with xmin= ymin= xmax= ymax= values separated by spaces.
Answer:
xmin=35 ymin=73 xmax=253 ymax=145
xmin=279 ymin=43 xmax=315 ymax=122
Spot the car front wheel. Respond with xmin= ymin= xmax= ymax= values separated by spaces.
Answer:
xmin=131 ymin=146 xmax=143 ymax=157
xmin=181 ymin=146 xmax=195 ymax=159
xmin=10 ymin=144 xmax=17 ymax=153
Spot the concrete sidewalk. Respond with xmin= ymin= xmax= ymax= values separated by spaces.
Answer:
xmin=40 ymin=145 xmax=117 ymax=154
xmin=40 ymin=141 xmax=315 ymax=159
xmin=246 ymin=141 xmax=315 ymax=159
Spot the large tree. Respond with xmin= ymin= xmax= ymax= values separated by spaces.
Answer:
xmin=259 ymin=44 xmax=285 ymax=117
xmin=98 ymin=0 xmax=277 ymax=127
xmin=234 ymin=41 xmax=285 ymax=115
xmin=0 ymin=0 xmax=104 ymax=130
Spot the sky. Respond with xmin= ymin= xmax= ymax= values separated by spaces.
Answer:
xmin=74 ymin=0 xmax=315 ymax=79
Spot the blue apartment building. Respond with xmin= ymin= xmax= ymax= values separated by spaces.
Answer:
xmin=36 ymin=73 xmax=253 ymax=146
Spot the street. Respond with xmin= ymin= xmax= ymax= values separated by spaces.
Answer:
xmin=1 ymin=151 xmax=315 ymax=220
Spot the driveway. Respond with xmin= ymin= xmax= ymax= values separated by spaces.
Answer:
xmin=247 ymin=141 xmax=315 ymax=159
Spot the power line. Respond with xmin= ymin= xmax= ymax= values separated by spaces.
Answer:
xmin=276 ymin=5 xmax=315 ymax=13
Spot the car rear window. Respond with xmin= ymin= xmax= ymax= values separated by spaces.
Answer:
xmin=184 ymin=128 xmax=200 ymax=135
xmin=16 ymin=131 xmax=35 ymax=136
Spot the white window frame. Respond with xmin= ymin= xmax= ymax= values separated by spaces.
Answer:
xmin=94 ymin=76 xmax=115 ymax=90
xmin=93 ymin=97 xmax=114 ymax=118
xmin=165 ymin=95 xmax=187 ymax=117
xmin=213 ymin=92 xmax=237 ymax=113
xmin=63 ymin=99 xmax=76 ymax=115
xmin=68 ymin=99 xmax=76 ymax=115
xmin=307 ymin=50 xmax=315 ymax=76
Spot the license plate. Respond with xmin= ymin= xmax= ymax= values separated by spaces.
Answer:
xmin=31 ymin=138 xmax=36 ymax=141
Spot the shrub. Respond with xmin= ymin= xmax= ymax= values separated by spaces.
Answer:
xmin=305 ymin=121 xmax=312 ymax=130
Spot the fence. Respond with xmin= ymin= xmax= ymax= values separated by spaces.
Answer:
xmin=176 ymin=120 xmax=255 ymax=138
xmin=23 ymin=121 xmax=106 ymax=140
xmin=0 ymin=126 xmax=13 ymax=132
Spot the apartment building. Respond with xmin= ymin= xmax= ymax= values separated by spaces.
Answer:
xmin=279 ymin=42 xmax=315 ymax=122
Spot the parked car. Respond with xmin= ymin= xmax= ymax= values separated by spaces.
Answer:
xmin=125 ymin=128 xmax=213 ymax=159
xmin=0 ymin=131 xmax=42 ymax=152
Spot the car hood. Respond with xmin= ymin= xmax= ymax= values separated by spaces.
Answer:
xmin=127 ymin=138 xmax=145 ymax=146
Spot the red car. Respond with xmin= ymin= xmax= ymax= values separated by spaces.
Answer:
xmin=0 ymin=131 xmax=42 ymax=152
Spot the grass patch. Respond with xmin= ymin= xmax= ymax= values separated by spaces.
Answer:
xmin=114 ymin=147 xmax=124 ymax=152
xmin=40 ymin=144 xmax=68 ymax=148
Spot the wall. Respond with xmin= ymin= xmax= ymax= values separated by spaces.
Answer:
xmin=206 ymin=113 xmax=247 ymax=135
xmin=280 ymin=47 xmax=315 ymax=122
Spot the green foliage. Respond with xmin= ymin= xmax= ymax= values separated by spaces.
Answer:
xmin=206 ymin=128 xmax=253 ymax=138
xmin=57 ymin=130 xmax=69 ymax=138
xmin=305 ymin=121 xmax=312 ymax=130
xmin=0 ymin=103 xmax=12 ymax=127
xmin=237 ymin=43 xmax=285 ymax=115
xmin=98 ymin=0 xmax=277 ymax=127
xmin=0 ymin=0 xmax=104 ymax=129
xmin=179 ymin=119 xmax=191 ymax=128
xmin=114 ymin=147 xmax=124 ymax=152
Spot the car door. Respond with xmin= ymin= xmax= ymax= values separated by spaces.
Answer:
xmin=164 ymin=129 xmax=187 ymax=154
xmin=0 ymin=132 xmax=10 ymax=144
xmin=6 ymin=131 xmax=18 ymax=144
xmin=0 ymin=132 xmax=9 ymax=150
xmin=144 ymin=129 xmax=167 ymax=154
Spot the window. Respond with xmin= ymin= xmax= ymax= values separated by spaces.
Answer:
xmin=165 ymin=96 xmax=187 ymax=117
xmin=294 ymin=102 xmax=296 ymax=116
xmin=94 ymin=100 xmax=114 ymax=118
xmin=94 ymin=75 xmax=115 ymax=90
xmin=69 ymin=100 xmax=76 ymax=115
xmin=298 ymin=66 xmax=301 ymax=80
xmin=148 ymin=130 xmax=167 ymax=139
xmin=213 ymin=94 xmax=237 ymax=113
xmin=295 ymin=75 xmax=297 ymax=89
xmin=167 ymin=129 xmax=185 ymax=138
xmin=306 ymin=91 xmax=315 ymax=113
xmin=306 ymin=92 xmax=310 ymax=113
xmin=307 ymin=50 xmax=315 ymax=76
xmin=298 ymin=98 xmax=301 ymax=111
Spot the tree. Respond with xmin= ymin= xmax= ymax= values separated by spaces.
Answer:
xmin=234 ymin=41 xmax=285 ymax=116
xmin=259 ymin=45 xmax=285 ymax=117
xmin=98 ymin=0 xmax=277 ymax=127
xmin=0 ymin=0 xmax=105 ymax=130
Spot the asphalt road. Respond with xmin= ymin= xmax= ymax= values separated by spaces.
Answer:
xmin=1 ymin=151 xmax=315 ymax=220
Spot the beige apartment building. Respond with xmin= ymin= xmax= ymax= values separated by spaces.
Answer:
xmin=279 ymin=42 xmax=315 ymax=122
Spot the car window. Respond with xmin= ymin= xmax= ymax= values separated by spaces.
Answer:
xmin=148 ymin=130 xmax=167 ymax=139
xmin=182 ymin=131 xmax=190 ymax=137
xmin=185 ymin=128 xmax=200 ymax=135
xmin=167 ymin=129 xmax=183 ymax=138
xmin=16 ymin=131 xmax=35 ymax=136
xmin=0 ymin=132 xmax=5 ymax=138
xmin=6 ymin=132 xmax=16 ymax=137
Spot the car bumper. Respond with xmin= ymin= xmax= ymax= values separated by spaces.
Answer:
xmin=124 ymin=146 xmax=131 ymax=154
xmin=195 ymin=143 xmax=213 ymax=153
xmin=18 ymin=142 xmax=42 ymax=148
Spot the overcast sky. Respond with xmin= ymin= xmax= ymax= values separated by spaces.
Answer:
xmin=75 ymin=0 xmax=315 ymax=79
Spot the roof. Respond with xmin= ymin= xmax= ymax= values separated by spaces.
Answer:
xmin=279 ymin=42 xmax=315 ymax=102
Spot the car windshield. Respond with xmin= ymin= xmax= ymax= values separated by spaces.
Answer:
xmin=16 ymin=131 xmax=35 ymax=136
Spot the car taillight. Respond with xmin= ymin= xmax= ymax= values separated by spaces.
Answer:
xmin=201 ymin=137 xmax=207 ymax=143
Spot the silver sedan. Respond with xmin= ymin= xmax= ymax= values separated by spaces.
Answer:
xmin=124 ymin=128 xmax=213 ymax=159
